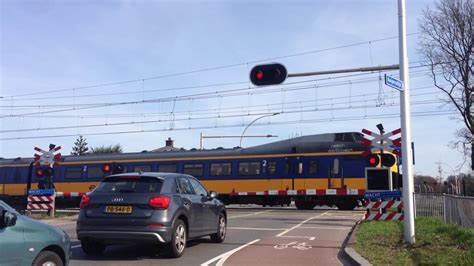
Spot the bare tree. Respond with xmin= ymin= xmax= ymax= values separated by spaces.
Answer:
xmin=419 ymin=0 xmax=473 ymax=168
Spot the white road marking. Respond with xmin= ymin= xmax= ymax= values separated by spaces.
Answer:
xmin=228 ymin=227 xmax=287 ymax=231
xmin=227 ymin=210 xmax=270 ymax=219
xmin=200 ymin=239 xmax=260 ymax=266
xmin=71 ymin=245 xmax=81 ymax=249
xmin=299 ymin=226 xmax=352 ymax=230
xmin=276 ymin=211 xmax=328 ymax=237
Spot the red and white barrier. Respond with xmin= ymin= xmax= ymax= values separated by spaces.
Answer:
xmin=364 ymin=200 xmax=404 ymax=221
xmin=230 ymin=188 xmax=365 ymax=196
xmin=55 ymin=192 xmax=87 ymax=197
xmin=365 ymin=212 xmax=404 ymax=221
xmin=27 ymin=195 xmax=55 ymax=210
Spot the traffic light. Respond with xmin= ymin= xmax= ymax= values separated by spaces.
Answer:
xmin=381 ymin=154 xmax=396 ymax=167
xmin=113 ymin=164 xmax=124 ymax=174
xmin=35 ymin=166 xmax=53 ymax=177
xmin=250 ymin=63 xmax=287 ymax=86
xmin=366 ymin=154 xmax=380 ymax=167
xmin=102 ymin=164 xmax=112 ymax=173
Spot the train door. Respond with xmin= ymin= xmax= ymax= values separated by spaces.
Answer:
xmin=287 ymin=157 xmax=304 ymax=190
xmin=0 ymin=167 xmax=5 ymax=195
xmin=328 ymin=158 xmax=342 ymax=189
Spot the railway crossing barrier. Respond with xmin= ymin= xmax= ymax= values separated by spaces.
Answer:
xmin=27 ymin=189 xmax=56 ymax=218
xmin=364 ymin=191 xmax=404 ymax=221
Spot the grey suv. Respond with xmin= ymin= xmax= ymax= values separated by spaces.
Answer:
xmin=76 ymin=172 xmax=227 ymax=258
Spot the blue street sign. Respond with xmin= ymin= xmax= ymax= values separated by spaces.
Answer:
xmin=384 ymin=74 xmax=403 ymax=91
xmin=28 ymin=189 xmax=55 ymax=196
xmin=364 ymin=190 xmax=402 ymax=199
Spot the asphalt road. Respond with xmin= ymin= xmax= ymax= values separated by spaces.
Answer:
xmin=44 ymin=207 xmax=364 ymax=266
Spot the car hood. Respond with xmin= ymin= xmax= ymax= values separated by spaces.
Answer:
xmin=20 ymin=215 xmax=69 ymax=243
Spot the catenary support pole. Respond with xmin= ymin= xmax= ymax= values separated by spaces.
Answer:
xmin=399 ymin=0 xmax=415 ymax=244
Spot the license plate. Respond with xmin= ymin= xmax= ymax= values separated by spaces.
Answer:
xmin=105 ymin=206 xmax=133 ymax=214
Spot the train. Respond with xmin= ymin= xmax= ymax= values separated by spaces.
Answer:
xmin=0 ymin=132 xmax=396 ymax=210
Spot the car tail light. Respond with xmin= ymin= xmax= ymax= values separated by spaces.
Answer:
xmin=80 ymin=196 xmax=91 ymax=209
xmin=148 ymin=196 xmax=170 ymax=209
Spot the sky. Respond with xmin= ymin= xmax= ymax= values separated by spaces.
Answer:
xmin=0 ymin=0 xmax=467 ymax=178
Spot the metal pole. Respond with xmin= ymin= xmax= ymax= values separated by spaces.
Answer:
xmin=287 ymin=64 xmax=399 ymax=78
xmin=399 ymin=0 xmax=415 ymax=244
xmin=200 ymin=132 xmax=204 ymax=150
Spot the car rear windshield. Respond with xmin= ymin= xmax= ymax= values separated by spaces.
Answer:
xmin=94 ymin=176 xmax=163 ymax=193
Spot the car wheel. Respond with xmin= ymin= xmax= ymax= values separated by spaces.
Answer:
xmin=166 ymin=219 xmax=187 ymax=258
xmin=210 ymin=213 xmax=226 ymax=243
xmin=81 ymin=239 xmax=106 ymax=256
xmin=32 ymin=250 xmax=63 ymax=266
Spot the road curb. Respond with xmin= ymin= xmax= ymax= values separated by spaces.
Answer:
xmin=340 ymin=220 xmax=372 ymax=266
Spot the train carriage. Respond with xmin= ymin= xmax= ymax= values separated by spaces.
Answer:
xmin=0 ymin=132 xmax=393 ymax=210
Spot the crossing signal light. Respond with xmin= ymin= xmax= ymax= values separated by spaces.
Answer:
xmin=35 ymin=168 xmax=44 ymax=177
xmin=102 ymin=164 xmax=112 ymax=173
xmin=35 ymin=166 xmax=53 ymax=177
xmin=113 ymin=164 xmax=124 ymax=174
xmin=381 ymin=154 xmax=396 ymax=167
xmin=250 ymin=63 xmax=287 ymax=86
xmin=366 ymin=154 xmax=380 ymax=167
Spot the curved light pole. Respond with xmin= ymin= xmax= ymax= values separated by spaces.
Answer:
xmin=239 ymin=112 xmax=280 ymax=147
xmin=436 ymin=162 xmax=458 ymax=194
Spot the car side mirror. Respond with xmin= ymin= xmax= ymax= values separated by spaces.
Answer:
xmin=4 ymin=212 xmax=17 ymax=227
xmin=209 ymin=191 xmax=218 ymax=199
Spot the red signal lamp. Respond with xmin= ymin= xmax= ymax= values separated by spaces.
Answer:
xmin=102 ymin=164 xmax=111 ymax=172
xmin=256 ymin=71 xmax=264 ymax=80
xmin=366 ymin=154 xmax=380 ymax=167
xmin=35 ymin=169 xmax=44 ymax=177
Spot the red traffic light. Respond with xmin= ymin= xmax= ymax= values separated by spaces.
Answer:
xmin=250 ymin=63 xmax=287 ymax=86
xmin=366 ymin=154 xmax=380 ymax=167
xmin=35 ymin=169 xmax=44 ymax=177
xmin=102 ymin=164 xmax=111 ymax=172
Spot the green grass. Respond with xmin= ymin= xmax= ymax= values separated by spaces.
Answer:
xmin=355 ymin=217 xmax=474 ymax=265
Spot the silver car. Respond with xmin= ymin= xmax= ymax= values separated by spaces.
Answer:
xmin=76 ymin=172 xmax=227 ymax=258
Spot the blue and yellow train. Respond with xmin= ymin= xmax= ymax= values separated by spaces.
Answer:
xmin=0 ymin=132 xmax=391 ymax=210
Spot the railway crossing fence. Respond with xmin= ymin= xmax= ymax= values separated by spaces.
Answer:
xmin=414 ymin=193 xmax=474 ymax=228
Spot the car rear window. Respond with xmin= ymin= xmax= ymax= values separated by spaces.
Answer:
xmin=95 ymin=176 xmax=163 ymax=193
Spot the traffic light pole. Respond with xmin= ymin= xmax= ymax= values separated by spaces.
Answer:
xmin=398 ymin=0 xmax=415 ymax=244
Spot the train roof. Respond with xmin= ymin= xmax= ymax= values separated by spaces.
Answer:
xmin=0 ymin=132 xmax=365 ymax=165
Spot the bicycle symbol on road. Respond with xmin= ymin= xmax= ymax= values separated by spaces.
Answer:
xmin=274 ymin=241 xmax=312 ymax=251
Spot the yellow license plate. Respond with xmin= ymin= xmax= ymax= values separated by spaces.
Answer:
xmin=105 ymin=206 xmax=133 ymax=214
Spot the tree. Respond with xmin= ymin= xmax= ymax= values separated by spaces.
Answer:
xmin=419 ymin=0 xmax=473 ymax=169
xmin=90 ymin=144 xmax=123 ymax=154
xmin=71 ymin=135 xmax=89 ymax=155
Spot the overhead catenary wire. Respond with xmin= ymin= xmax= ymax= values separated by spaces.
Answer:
xmin=0 ymin=68 xmax=435 ymax=117
xmin=0 ymin=109 xmax=456 ymax=141
xmin=2 ymin=33 xmax=419 ymax=99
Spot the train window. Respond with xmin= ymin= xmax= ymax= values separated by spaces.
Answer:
xmin=238 ymin=162 xmax=260 ymax=176
xmin=285 ymin=161 xmax=290 ymax=174
xmin=309 ymin=160 xmax=318 ymax=174
xmin=210 ymin=163 xmax=231 ymax=176
xmin=87 ymin=166 xmax=103 ymax=179
xmin=184 ymin=164 xmax=203 ymax=176
xmin=298 ymin=162 xmax=303 ymax=174
xmin=65 ymin=167 xmax=83 ymax=179
xmin=268 ymin=161 xmax=277 ymax=175
xmin=133 ymin=165 xmax=152 ymax=172
xmin=158 ymin=164 xmax=177 ymax=173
